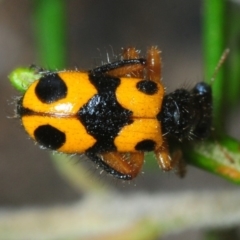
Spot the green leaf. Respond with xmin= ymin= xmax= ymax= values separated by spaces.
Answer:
xmin=8 ymin=67 xmax=41 ymax=93
xmin=183 ymin=136 xmax=240 ymax=184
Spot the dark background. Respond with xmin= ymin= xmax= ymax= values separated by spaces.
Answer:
xmin=0 ymin=1 xmax=239 ymax=239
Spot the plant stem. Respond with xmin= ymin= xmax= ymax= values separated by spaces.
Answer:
xmin=202 ymin=0 xmax=227 ymax=132
xmin=32 ymin=0 xmax=67 ymax=69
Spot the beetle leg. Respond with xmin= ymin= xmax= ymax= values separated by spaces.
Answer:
xmin=91 ymin=47 xmax=147 ymax=78
xmin=101 ymin=152 xmax=144 ymax=179
xmin=155 ymin=141 xmax=186 ymax=177
xmin=91 ymin=58 xmax=146 ymax=76
xmin=85 ymin=151 xmax=130 ymax=180
xmin=86 ymin=151 xmax=145 ymax=180
xmin=122 ymin=47 xmax=140 ymax=59
xmin=107 ymin=47 xmax=145 ymax=78
xmin=154 ymin=140 xmax=173 ymax=171
xmin=171 ymin=148 xmax=186 ymax=177
xmin=146 ymin=46 xmax=162 ymax=83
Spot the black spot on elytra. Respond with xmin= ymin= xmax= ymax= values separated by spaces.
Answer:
xmin=35 ymin=73 xmax=67 ymax=103
xmin=136 ymin=80 xmax=158 ymax=95
xmin=135 ymin=139 xmax=156 ymax=151
xmin=34 ymin=124 xmax=66 ymax=150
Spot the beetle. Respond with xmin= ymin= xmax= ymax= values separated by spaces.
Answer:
xmin=16 ymin=47 xmax=212 ymax=179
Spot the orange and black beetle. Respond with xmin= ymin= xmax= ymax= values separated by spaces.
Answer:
xmin=17 ymin=47 xmax=212 ymax=179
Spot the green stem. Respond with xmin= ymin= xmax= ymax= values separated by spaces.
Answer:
xmin=32 ymin=0 xmax=67 ymax=69
xmin=225 ymin=2 xmax=240 ymax=107
xmin=183 ymin=135 xmax=240 ymax=184
xmin=202 ymin=0 xmax=227 ymax=132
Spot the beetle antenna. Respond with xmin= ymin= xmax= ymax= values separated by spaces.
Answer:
xmin=210 ymin=48 xmax=230 ymax=84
